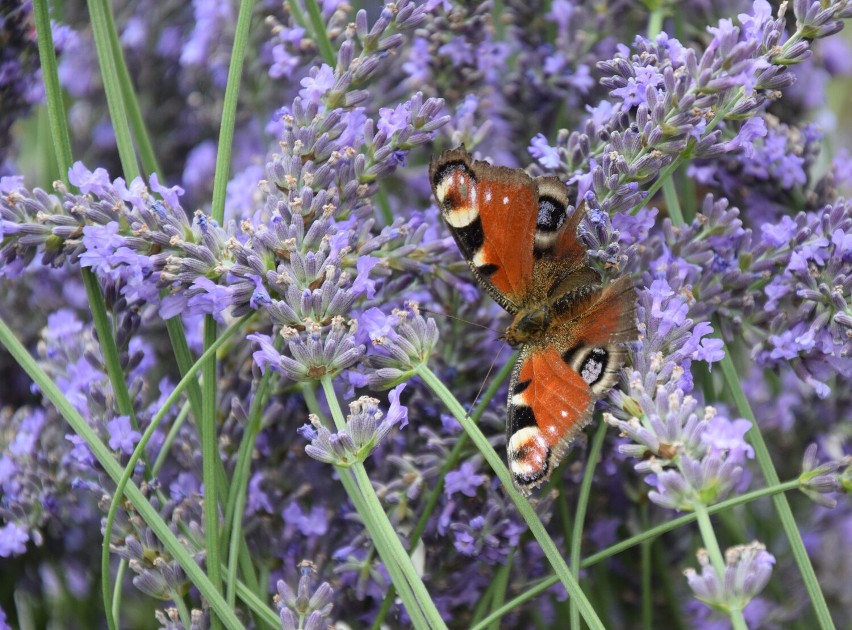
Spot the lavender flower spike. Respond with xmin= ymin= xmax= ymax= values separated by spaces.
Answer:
xmin=275 ymin=560 xmax=335 ymax=630
xmin=684 ymin=542 xmax=776 ymax=613
xmin=304 ymin=386 xmax=407 ymax=466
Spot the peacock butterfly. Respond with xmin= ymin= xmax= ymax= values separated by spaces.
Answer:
xmin=430 ymin=146 xmax=638 ymax=493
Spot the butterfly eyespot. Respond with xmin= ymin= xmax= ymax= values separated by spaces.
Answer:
xmin=536 ymin=196 xmax=566 ymax=232
xmin=507 ymin=426 xmax=551 ymax=486
xmin=580 ymin=348 xmax=609 ymax=385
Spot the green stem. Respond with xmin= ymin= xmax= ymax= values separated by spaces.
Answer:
xmin=166 ymin=310 xmax=261 ymax=600
xmin=647 ymin=7 xmax=666 ymax=39
xmin=305 ymin=0 xmax=336 ymax=66
xmin=80 ymin=270 xmax=140 ymax=432
xmin=151 ymin=402 xmax=191 ymax=476
xmin=693 ymin=503 xmax=747 ymax=630
xmin=719 ymin=351 xmax=835 ymax=630
xmin=201 ymin=317 xmax=224 ymax=626
xmin=172 ymin=591 xmax=192 ymax=628
xmin=371 ymin=354 xmax=517 ymax=629
xmin=416 ymin=365 xmax=604 ymax=630
xmin=488 ymin=553 xmax=513 ymax=630
xmin=101 ymin=315 xmax=251 ymax=628
xmin=375 ymin=185 xmax=393 ymax=225
xmin=303 ymin=390 xmax=426 ymax=627
xmin=211 ymin=0 xmax=256 ymax=224
xmin=223 ymin=340 xmax=281 ymax=607
xmin=285 ymin=0 xmax=309 ymax=29
xmin=87 ymin=0 xmax=140 ymax=179
xmin=230 ymin=577 xmax=279 ymax=629
xmin=318 ymin=376 xmax=446 ymax=629
xmin=661 ymin=177 xmax=684 ymax=226
xmin=110 ymin=559 xmax=126 ymax=629
xmin=469 ymin=478 xmax=800 ymax=630
xmin=641 ymin=505 xmax=652 ymax=630
xmin=692 ymin=503 xmax=726 ymax=588
xmin=0 ymin=317 xmax=244 ymax=629
xmin=569 ymin=420 xmax=608 ymax=630
xmin=102 ymin=0 xmax=161 ymax=176
xmin=32 ymin=0 xmax=73 ymax=178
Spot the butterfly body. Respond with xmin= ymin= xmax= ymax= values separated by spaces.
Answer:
xmin=430 ymin=146 xmax=638 ymax=492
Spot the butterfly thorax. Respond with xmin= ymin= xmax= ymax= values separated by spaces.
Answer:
xmin=504 ymin=305 xmax=550 ymax=347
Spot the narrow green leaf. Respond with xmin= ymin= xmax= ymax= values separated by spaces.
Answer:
xmin=0 ymin=317 xmax=244 ymax=630
xmin=569 ymin=421 xmax=608 ymax=630
xmin=305 ymin=0 xmax=336 ymax=66
xmin=417 ymin=365 xmax=605 ymax=630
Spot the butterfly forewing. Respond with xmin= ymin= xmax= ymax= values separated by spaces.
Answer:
xmin=430 ymin=147 xmax=540 ymax=311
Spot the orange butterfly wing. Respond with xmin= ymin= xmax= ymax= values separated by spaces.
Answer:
xmin=430 ymin=146 xmax=539 ymax=310
xmin=506 ymin=278 xmax=637 ymax=491
xmin=506 ymin=346 xmax=594 ymax=488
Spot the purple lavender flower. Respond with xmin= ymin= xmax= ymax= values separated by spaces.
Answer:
xmin=304 ymin=390 xmax=407 ymax=466
xmin=0 ymin=522 xmax=29 ymax=557
xmin=684 ymin=543 xmax=776 ymax=612
xmin=274 ymin=561 xmax=335 ymax=629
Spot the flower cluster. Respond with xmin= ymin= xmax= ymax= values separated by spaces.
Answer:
xmin=606 ymin=277 xmax=747 ymax=512
xmin=274 ymin=560 xmax=335 ymax=630
xmin=684 ymin=542 xmax=776 ymax=613
xmin=303 ymin=388 xmax=407 ymax=466
xmin=532 ymin=0 xmax=852 ymax=217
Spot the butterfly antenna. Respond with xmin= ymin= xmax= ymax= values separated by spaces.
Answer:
xmin=467 ymin=342 xmax=507 ymax=417
xmin=419 ymin=307 xmax=502 ymax=336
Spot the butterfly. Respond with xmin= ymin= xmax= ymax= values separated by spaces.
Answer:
xmin=429 ymin=146 xmax=638 ymax=492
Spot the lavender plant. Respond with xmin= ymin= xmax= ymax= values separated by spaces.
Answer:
xmin=1 ymin=0 xmax=851 ymax=628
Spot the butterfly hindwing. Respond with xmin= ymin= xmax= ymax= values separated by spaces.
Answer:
xmin=506 ymin=278 xmax=637 ymax=491
xmin=553 ymin=275 xmax=638 ymax=347
xmin=506 ymin=345 xmax=593 ymax=489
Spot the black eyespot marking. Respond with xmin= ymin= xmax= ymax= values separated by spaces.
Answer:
xmin=432 ymin=161 xmax=474 ymax=189
xmin=536 ymin=196 xmax=567 ymax=232
xmin=512 ymin=448 xmax=550 ymax=485
xmin=476 ymin=263 xmax=499 ymax=277
xmin=513 ymin=379 xmax=531 ymax=395
xmin=509 ymin=404 xmax=537 ymax=433
xmin=561 ymin=347 xmax=578 ymax=366
xmin=580 ymin=348 xmax=609 ymax=385
xmin=453 ymin=215 xmax=485 ymax=257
